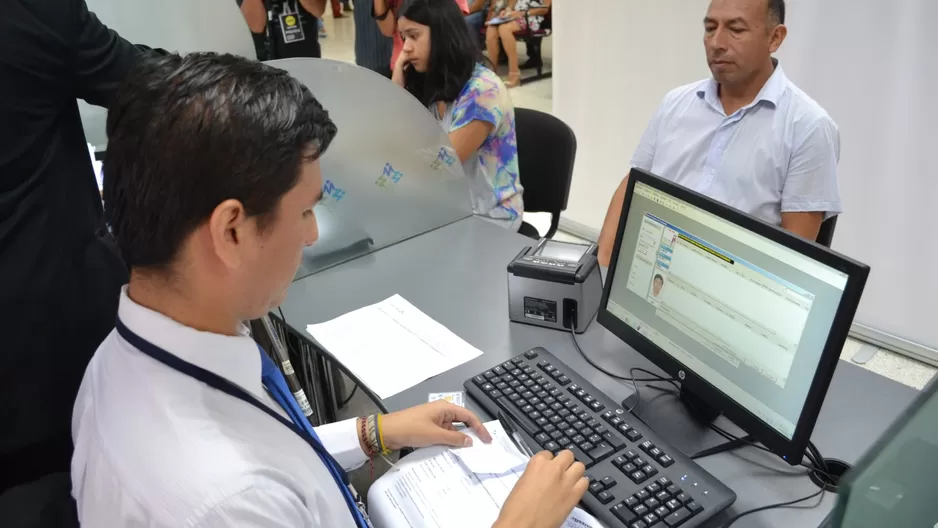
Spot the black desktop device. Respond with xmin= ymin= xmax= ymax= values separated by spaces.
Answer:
xmin=465 ymin=168 xmax=869 ymax=528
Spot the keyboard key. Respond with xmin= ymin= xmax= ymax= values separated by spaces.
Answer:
xmin=566 ymin=447 xmax=595 ymax=469
xmin=626 ymin=429 xmax=642 ymax=442
xmin=590 ymin=401 xmax=606 ymax=412
xmin=644 ymin=497 xmax=660 ymax=510
xmin=601 ymin=476 xmax=617 ymax=488
xmin=582 ymin=395 xmax=595 ymax=405
xmin=593 ymin=423 xmax=608 ymax=434
xmin=557 ymin=375 xmax=571 ymax=385
xmin=610 ymin=416 xmax=623 ymax=426
xmin=657 ymin=476 xmax=671 ymax=487
xmin=624 ymin=449 xmax=640 ymax=460
xmin=580 ymin=442 xmax=594 ymax=452
xmin=512 ymin=356 xmax=524 ymax=365
xmin=687 ymin=501 xmax=703 ymax=514
xmin=577 ymin=411 xmax=590 ymax=422
xmin=603 ymin=432 xmax=626 ymax=449
xmin=483 ymin=370 xmax=497 ymax=380
xmin=666 ymin=485 xmax=681 ymax=496
xmin=649 ymin=447 xmax=662 ymax=458
xmin=472 ymin=375 xmax=486 ymax=386
xmin=625 ymin=496 xmax=639 ymax=508
xmin=629 ymin=470 xmax=647 ymax=484
xmin=613 ymin=455 xmax=628 ymax=467
xmin=588 ymin=434 xmax=603 ymax=444
xmin=597 ymin=490 xmax=615 ymax=505
xmin=493 ymin=397 xmax=539 ymax=436
xmin=572 ymin=434 xmax=586 ymax=444
xmin=524 ymin=349 xmax=538 ymax=359
xmin=664 ymin=507 xmax=692 ymax=527
xmin=659 ymin=455 xmax=675 ymax=467
xmin=633 ymin=457 xmax=646 ymax=467
xmin=489 ymin=390 xmax=503 ymax=399
xmin=640 ymin=440 xmax=655 ymax=452
xmin=646 ymin=483 xmax=660 ymax=494
xmin=544 ymin=441 xmax=560 ymax=453
xmin=630 ymin=522 xmax=647 ymax=528
xmin=611 ymin=502 xmax=637 ymax=524
xmin=642 ymin=513 xmax=658 ymax=526
xmin=588 ymin=442 xmax=615 ymax=462
xmin=493 ymin=366 xmax=506 ymax=376
xmin=536 ymin=417 xmax=549 ymax=427
xmin=676 ymin=493 xmax=691 ymax=504
xmin=556 ymin=436 xmax=570 ymax=447
xmin=655 ymin=506 xmax=670 ymax=518
xmin=666 ymin=499 xmax=682 ymax=511
xmin=589 ymin=482 xmax=605 ymax=495
xmin=643 ymin=465 xmax=658 ymax=477
xmin=622 ymin=463 xmax=637 ymax=474
xmin=529 ymin=411 xmax=542 ymax=420
xmin=656 ymin=491 xmax=669 ymax=502
xmin=633 ymin=505 xmax=649 ymax=517
xmin=482 ymin=383 xmax=495 ymax=392
xmin=542 ymin=423 xmax=557 ymax=434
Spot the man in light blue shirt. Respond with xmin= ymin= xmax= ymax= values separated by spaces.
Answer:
xmin=598 ymin=0 xmax=840 ymax=266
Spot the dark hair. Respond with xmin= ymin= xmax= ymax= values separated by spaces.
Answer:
xmin=398 ymin=0 xmax=483 ymax=107
xmin=768 ymin=0 xmax=785 ymax=24
xmin=103 ymin=52 xmax=337 ymax=270
xmin=654 ymin=274 xmax=664 ymax=283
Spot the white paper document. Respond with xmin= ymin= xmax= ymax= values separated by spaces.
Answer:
xmin=368 ymin=422 xmax=603 ymax=528
xmin=306 ymin=295 xmax=483 ymax=399
xmin=449 ymin=421 xmax=528 ymax=474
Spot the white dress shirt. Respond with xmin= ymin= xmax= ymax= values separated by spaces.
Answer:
xmin=632 ymin=63 xmax=842 ymax=224
xmin=71 ymin=288 xmax=367 ymax=527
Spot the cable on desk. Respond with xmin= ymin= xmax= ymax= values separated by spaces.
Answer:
xmin=339 ymin=385 xmax=359 ymax=407
xmin=569 ymin=325 xmax=678 ymax=387
xmin=720 ymin=487 xmax=826 ymax=528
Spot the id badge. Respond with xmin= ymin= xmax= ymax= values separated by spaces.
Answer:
xmin=279 ymin=12 xmax=306 ymax=43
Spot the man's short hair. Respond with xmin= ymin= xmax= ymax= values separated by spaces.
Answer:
xmin=768 ymin=0 xmax=785 ymax=25
xmin=103 ymin=52 xmax=337 ymax=270
xmin=654 ymin=274 xmax=664 ymax=283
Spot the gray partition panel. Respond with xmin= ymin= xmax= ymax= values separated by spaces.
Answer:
xmin=280 ymin=216 xmax=918 ymax=528
xmin=269 ymin=58 xmax=473 ymax=278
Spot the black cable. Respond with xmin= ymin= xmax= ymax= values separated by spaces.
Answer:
xmin=569 ymin=326 xmax=678 ymax=386
xmin=720 ymin=487 xmax=825 ymax=528
xmin=338 ymin=385 xmax=359 ymax=407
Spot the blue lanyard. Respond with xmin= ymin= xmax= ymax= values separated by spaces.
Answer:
xmin=115 ymin=319 xmax=368 ymax=528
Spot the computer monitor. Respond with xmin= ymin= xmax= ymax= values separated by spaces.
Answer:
xmin=824 ymin=378 xmax=938 ymax=527
xmin=597 ymin=168 xmax=870 ymax=463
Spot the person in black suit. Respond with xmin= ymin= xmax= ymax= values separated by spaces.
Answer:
xmin=0 ymin=0 xmax=148 ymax=525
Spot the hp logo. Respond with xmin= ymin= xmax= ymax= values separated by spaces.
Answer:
xmin=678 ymin=370 xmax=686 ymax=380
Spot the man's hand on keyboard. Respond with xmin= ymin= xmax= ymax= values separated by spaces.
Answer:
xmin=493 ymin=450 xmax=589 ymax=528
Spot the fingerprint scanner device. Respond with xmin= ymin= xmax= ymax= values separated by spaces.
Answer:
xmin=507 ymin=238 xmax=602 ymax=333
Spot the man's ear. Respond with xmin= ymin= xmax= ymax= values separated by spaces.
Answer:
xmin=209 ymin=199 xmax=249 ymax=269
xmin=769 ymin=24 xmax=788 ymax=53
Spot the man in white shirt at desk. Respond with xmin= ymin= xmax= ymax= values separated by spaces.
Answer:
xmin=597 ymin=0 xmax=841 ymax=267
xmin=70 ymin=52 xmax=589 ymax=528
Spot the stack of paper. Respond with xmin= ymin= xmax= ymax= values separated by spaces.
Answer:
xmin=306 ymin=295 xmax=483 ymax=399
xmin=368 ymin=421 xmax=603 ymax=528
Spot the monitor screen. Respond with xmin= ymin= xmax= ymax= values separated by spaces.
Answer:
xmin=536 ymin=240 xmax=589 ymax=263
xmin=605 ymin=181 xmax=849 ymax=439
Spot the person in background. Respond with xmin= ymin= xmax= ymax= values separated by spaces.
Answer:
xmin=598 ymin=0 xmax=840 ymax=266
xmin=0 ymin=0 xmax=146 ymax=526
xmin=353 ymin=0 xmax=394 ymax=77
xmin=392 ymin=0 xmax=524 ymax=231
xmin=484 ymin=0 xmax=550 ymax=87
xmin=71 ymin=51 xmax=587 ymax=527
xmin=373 ymin=0 xmax=469 ymax=73
xmin=465 ymin=0 xmax=489 ymax=42
xmin=238 ymin=0 xmax=327 ymax=59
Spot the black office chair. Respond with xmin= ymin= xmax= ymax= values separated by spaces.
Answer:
xmin=514 ymin=108 xmax=577 ymax=239
xmin=816 ymin=216 xmax=838 ymax=248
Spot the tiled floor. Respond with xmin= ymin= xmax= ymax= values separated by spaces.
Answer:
xmin=318 ymin=9 xmax=934 ymax=392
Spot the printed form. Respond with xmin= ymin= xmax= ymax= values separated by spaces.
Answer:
xmin=368 ymin=422 xmax=602 ymax=528
xmin=306 ymin=295 xmax=483 ymax=399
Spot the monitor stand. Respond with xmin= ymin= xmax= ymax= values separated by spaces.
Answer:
xmin=623 ymin=385 xmax=849 ymax=490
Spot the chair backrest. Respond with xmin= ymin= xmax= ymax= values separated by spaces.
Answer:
xmin=816 ymin=216 xmax=838 ymax=248
xmin=514 ymin=108 xmax=576 ymax=228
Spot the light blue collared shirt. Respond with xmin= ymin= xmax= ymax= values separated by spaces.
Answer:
xmin=632 ymin=64 xmax=842 ymax=225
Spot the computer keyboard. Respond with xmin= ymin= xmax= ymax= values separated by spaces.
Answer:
xmin=464 ymin=347 xmax=736 ymax=528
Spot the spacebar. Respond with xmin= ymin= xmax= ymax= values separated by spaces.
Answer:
xmin=495 ymin=397 xmax=540 ymax=437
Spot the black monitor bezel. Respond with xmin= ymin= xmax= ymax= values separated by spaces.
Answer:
xmin=597 ymin=168 xmax=870 ymax=463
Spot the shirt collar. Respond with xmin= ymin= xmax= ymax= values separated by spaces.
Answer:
xmin=117 ymin=286 xmax=266 ymax=401
xmin=698 ymin=59 xmax=789 ymax=113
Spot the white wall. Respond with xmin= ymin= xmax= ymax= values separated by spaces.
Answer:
xmin=553 ymin=0 xmax=937 ymax=356
xmin=553 ymin=0 xmax=711 ymax=237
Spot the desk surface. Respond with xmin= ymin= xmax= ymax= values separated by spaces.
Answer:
xmin=281 ymin=217 xmax=917 ymax=527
